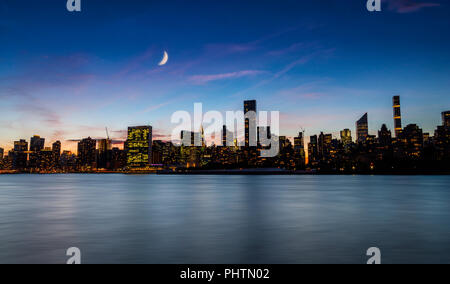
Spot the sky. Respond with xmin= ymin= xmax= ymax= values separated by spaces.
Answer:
xmin=1 ymin=0 xmax=450 ymax=152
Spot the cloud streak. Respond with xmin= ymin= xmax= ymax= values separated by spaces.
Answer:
xmin=386 ymin=0 xmax=440 ymax=13
xmin=189 ymin=70 xmax=266 ymax=84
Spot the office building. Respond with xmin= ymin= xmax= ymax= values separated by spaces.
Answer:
xmin=13 ymin=139 xmax=28 ymax=170
xmin=340 ymin=129 xmax=352 ymax=146
xmin=77 ymin=137 xmax=97 ymax=168
xmin=443 ymin=111 xmax=450 ymax=127
xmin=29 ymin=135 xmax=45 ymax=168
xmin=393 ymin=96 xmax=403 ymax=137
xmin=126 ymin=126 xmax=152 ymax=168
xmin=52 ymin=141 xmax=61 ymax=166
xmin=244 ymin=100 xmax=257 ymax=147
xmin=356 ymin=113 xmax=369 ymax=143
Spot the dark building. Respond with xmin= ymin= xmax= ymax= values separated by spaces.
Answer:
xmin=356 ymin=113 xmax=369 ymax=143
xmin=244 ymin=100 xmax=257 ymax=147
xmin=29 ymin=135 xmax=45 ymax=168
xmin=77 ymin=137 xmax=97 ymax=169
xmin=397 ymin=124 xmax=424 ymax=159
xmin=126 ymin=126 xmax=153 ymax=168
xmin=393 ymin=96 xmax=402 ymax=137
xmin=294 ymin=132 xmax=306 ymax=169
xmin=0 ymin=147 xmax=3 ymax=160
xmin=97 ymin=139 xmax=112 ymax=169
xmin=443 ymin=111 xmax=450 ymax=127
xmin=308 ymin=135 xmax=318 ymax=165
xmin=378 ymin=124 xmax=392 ymax=147
xmin=52 ymin=141 xmax=61 ymax=166
xmin=12 ymin=139 xmax=28 ymax=170
xmin=318 ymin=132 xmax=332 ymax=160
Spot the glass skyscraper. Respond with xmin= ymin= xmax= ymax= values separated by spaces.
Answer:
xmin=356 ymin=113 xmax=369 ymax=143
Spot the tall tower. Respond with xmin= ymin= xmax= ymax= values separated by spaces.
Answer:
xmin=442 ymin=111 xmax=450 ymax=127
xmin=393 ymin=96 xmax=402 ymax=137
xmin=244 ymin=100 xmax=257 ymax=147
xmin=356 ymin=113 xmax=369 ymax=143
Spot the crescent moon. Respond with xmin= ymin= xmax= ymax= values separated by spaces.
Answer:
xmin=158 ymin=51 xmax=169 ymax=66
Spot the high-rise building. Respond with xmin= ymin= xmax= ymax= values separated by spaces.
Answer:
xmin=29 ymin=135 xmax=45 ymax=168
xmin=126 ymin=126 xmax=153 ymax=168
xmin=13 ymin=139 xmax=28 ymax=170
xmin=97 ymin=139 xmax=112 ymax=169
xmin=340 ymin=129 xmax=352 ymax=146
xmin=356 ymin=113 xmax=369 ymax=143
xmin=378 ymin=124 xmax=392 ymax=146
xmin=244 ymin=100 xmax=257 ymax=147
xmin=443 ymin=111 xmax=450 ymax=127
xmin=393 ymin=96 xmax=402 ymax=137
xmin=308 ymin=135 xmax=318 ymax=165
xmin=77 ymin=137 xmax=97 ymax=168
xmin=294 ymin=132 xmax=306 ymax=168
xmin=318 ymin=132 xmax=332 ymax=159
xmin=398 ymin=124 xmax=424 ymax=158
xmin=52 ymin=141 xmax=61 ymax=166
xmin=0 ymin=147 xmax=3 ymax=160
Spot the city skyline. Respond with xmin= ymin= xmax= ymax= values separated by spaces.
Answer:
xmin=1 ymin=1 xmax=450 ymax=152
xmin=0 ymin=97 xmax=448 ymax=155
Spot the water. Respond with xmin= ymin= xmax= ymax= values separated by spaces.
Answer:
xmin=0 ymin=174 xmax=449 ymax=264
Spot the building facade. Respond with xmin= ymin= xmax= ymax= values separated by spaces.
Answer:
xmin=126 ymin=126 xmax=153 ymax=168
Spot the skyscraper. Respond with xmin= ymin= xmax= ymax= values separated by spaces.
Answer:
xmin=244 ymin=100 xmax=257 ymax=147
xmin=13 ymin=139 xmax=28 ymax=170
xmin=340 ymin=129 xmax=352 ymax=146
xmin=393 ymin=96 xmax=402 ymax=137
xmin=97 ymin=139 xmax=112 ymax=168
xmin=443 ymin=111 xmax=450 ymax=127
xmin=308 ymin=135 xmax=318 ymax=165
xmin=77 ymin=137 xmax=97 ymax=168
xmin=126 ymin=126 xmax=153 ymax=168
xmin=356 ymin=113 xmax=369 ymax=143
xmin=52 ymin=141 xmax=61 ymax=167
xmin=378 ymin=124 xmax=392 ymax=147
xmin=0 ymin=148 xmax=3 ymax=160
xmin=29 ymin=135 xmax=45 ymax=168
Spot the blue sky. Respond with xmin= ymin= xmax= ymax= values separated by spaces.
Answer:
xmin=1 ymin=0 xmax=449 ymax=151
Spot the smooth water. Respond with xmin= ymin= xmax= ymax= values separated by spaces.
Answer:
xmin=0 ymin=174 xmax=449 ymax=264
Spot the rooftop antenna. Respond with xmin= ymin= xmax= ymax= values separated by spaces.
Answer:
xmin=105 ymin=127 xmax=110 ymax=140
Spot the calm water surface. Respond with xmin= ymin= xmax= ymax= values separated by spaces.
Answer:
xmin=0 ymin=174 xmax=449 ymax=264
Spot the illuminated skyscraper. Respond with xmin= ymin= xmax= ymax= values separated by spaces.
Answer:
xmin=244 ymin=100 xmax=257 ymax=147
xmin=340 ymin=129 xmax=352 ymax=146
xmin=77 ymin=137 xmax=97 ymax=168
xmin=356 ymin=113 xmax=369 ymax=143
xmin=443 ymin=111 xmax=450 ymax=127
xmin=393 ymin=96 xmax=402 ymax=137
xmin=126 ymin=126 xmax=153 ymax=168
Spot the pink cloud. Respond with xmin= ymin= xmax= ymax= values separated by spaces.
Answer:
xmin=189 ymin=70 xmax=265 ymax=84
xmin=386 ymin=0 xmax=440 ymax=13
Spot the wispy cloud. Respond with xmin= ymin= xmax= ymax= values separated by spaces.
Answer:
xmin=386 ymin=0 xmax=440 ymax=13
xmin=189 ymin=70 xmax=266 ymax=84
